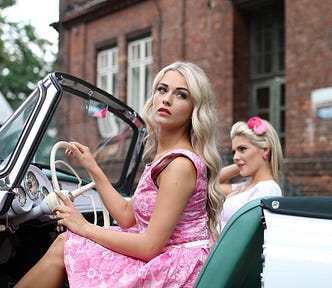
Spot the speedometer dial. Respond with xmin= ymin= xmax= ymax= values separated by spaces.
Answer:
xmin=41 ymin=186 xmax=49 ymax=199
xmin=26 ymin=171 xmax=39 ymax=199
xmin=14 ymin=186 xmax=26 ymax=206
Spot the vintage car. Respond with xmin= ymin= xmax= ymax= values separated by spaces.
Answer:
xmin=0 ymin=72 xmax=146 ymax=285
xmin=1 ymin=72 xmax=331 ymax=287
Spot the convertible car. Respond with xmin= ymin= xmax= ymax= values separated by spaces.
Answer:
xmin=0 ymin=72 xmax=146 ymax=285
xmin=0 ymin=72 xmax=331 ymax=287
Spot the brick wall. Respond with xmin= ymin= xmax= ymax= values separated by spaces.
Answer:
xmin=285 ymin=0 xmax=332 ymax=195
xmin=55 ymin=0 xmax=332 ymax=195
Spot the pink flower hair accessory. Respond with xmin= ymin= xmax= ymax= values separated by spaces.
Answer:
xmin=247 ymin=116 xmax=268 ymax=135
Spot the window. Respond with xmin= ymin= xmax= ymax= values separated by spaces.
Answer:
xmin=127 ymin=37 xmax=152 ymax=114
xmin=250 ymin=7 xmax=285 ymax=147
xmin=251 ymin=78 xmax=285 ymax=147
xmin=97 ymin=47 xmax=118 ymax=95
xmin=96 ymin=47 xmax=119 ymax=138
xmin=250 ymin=8 xmax=284 ymax=76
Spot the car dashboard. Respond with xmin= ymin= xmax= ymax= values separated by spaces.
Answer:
xmin=0 ymin=164 xmax=102 ymax=232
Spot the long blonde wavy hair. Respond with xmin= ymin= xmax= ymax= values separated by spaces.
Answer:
xmin=142 ymin=61 xmax=223 ymax=239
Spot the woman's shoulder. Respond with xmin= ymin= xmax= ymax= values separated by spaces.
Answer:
xmin=255 ymin=180 xmax=280 ymax=188
xmin=165 ymin=148 xmax=199 ymax=158
xmin=254 ymin=180 xmax=282 ymax=195
xmin=165 ymin=149 xmax=205 ymax=166
xmin=152 ymin=149 xmax=206 ymax=173
xmin=149 ymin=149 xmax=207 ymax=185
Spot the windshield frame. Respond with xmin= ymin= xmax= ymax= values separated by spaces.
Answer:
xmin=55 ymin=72 xmax=146 ymax=195
xmin=0 ymin=77 xmax=61 ymax=187
xmin=0 ymin=72 xmax=146 ymax=215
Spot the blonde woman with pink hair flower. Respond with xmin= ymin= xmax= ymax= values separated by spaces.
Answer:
xmin=218 ymin=116 xmax=283 ymax=231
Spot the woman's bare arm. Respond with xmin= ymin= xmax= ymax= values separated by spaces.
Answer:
xmin=66 ymin=142 xmax=136 ymax=228
xmin=219 ymin=164 xmax=239 ymax=183
xmin=56 ymin=156 xmax=196 ymax=262
xmin=219 ymin=164 xmax=240 ymax=196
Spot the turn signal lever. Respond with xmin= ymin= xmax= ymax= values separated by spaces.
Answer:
xmin=40 ymin=182 xmax=96 ymax=213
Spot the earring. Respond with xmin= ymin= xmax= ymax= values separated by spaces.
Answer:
xmin=263 ymin=155 xmax=268 ymax=161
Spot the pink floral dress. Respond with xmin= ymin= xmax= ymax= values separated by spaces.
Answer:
xmin=64 ymin=149 xmax=210 ymax=287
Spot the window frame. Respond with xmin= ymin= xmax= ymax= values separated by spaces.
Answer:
xmin=127 ymin=36 xmax=153 ymax=114
xmin=249 ymin=6 xmax=285 ymax=148
xmin=96 ymin=46 xmax=119 ymax=138
xmin=97 ymin=47 xmax=119 ymax=96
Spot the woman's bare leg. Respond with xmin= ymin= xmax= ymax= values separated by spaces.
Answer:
xmin=14 ymin=232 xmax=67 ymax=288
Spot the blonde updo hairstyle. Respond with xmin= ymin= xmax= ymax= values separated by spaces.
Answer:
xmin=230 ymin=118 xmax=283 ymax=183
xmin=142 ymin=61 xmax=223 ymax=238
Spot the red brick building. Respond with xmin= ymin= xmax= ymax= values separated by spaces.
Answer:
xmin=54 ymin=0 xmax=332 ymax=195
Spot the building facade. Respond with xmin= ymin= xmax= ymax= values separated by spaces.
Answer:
xmin=54 ymin=0 xmax=332 ymax=195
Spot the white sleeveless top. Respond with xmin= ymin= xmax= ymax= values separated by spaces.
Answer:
xmin=219 ymin=180 xmax=282 ymax=232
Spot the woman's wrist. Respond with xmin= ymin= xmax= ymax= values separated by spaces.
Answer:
xmin=81 ymin=221 xmax=94 ymax=238
xmin=85 ymin=160 xmax=101 ymax=177
xmin=220 ymin=164 xmax=240 ymax=183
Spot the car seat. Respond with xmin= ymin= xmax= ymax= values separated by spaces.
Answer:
xmin=193 ymin=198 xmax=265 ymax=288
xmin=194 ymin=196 xmax=332 ymax=288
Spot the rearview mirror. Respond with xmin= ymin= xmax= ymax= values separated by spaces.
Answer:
xmin=86 ymin=100 xmax=108 ymax=118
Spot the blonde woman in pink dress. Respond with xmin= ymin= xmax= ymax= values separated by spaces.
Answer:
xmin=15 ymin=62 xmax=223 ymax=288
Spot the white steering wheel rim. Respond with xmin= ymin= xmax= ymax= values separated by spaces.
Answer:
xmin=50 ymin=141 xmax=96 ymax=197
xmin=49 ymin=141 xmax=110 ymax=226
xmin=50 ymin=141 xmax=71 ymax=191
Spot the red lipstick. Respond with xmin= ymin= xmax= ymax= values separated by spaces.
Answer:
xmin=158 ymin=107 xmax=171 ymax=115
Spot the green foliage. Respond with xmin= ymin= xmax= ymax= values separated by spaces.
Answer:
xmin=0 ymin=0 xmax=16 ymax=9
xmin=0 ymin=1 xmax=56 ymax=109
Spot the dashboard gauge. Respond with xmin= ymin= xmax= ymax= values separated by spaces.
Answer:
xmin=14 ymin=186 xmax=26 ymax=206
xmin=26 ymin=171 xmax=39 ymax=199
xmin=41 ymin=186 xmax=49 ymax=199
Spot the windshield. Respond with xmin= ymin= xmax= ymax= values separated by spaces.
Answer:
xmin=34 ymin=89 xmax=136 ymax=187
xmin=0 ymin=91 xmax=39 ymax=169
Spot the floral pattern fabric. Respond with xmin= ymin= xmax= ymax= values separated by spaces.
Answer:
xmin=64 ymin=149 xmax=210 ymax=287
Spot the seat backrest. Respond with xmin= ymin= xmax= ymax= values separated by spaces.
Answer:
xmin=194 ymin=198 xmax=264 ymax=288
xmin=260 ymin=196 xmax=332 ymax=288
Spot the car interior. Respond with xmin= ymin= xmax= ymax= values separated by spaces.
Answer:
xmin=194 ymin=196 xmax=332 ymax=288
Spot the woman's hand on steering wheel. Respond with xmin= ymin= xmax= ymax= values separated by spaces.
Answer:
xmin=65 ymin=142 xmax=98 ymax=173
xmin=54 ymin=190 xmax=90 ymax=235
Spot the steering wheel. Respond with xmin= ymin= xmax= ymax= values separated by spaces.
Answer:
xmin=47 ymin=141 xmax=109 ymax=227
xmin=47 ymin=141 xmax=96 ymax=210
